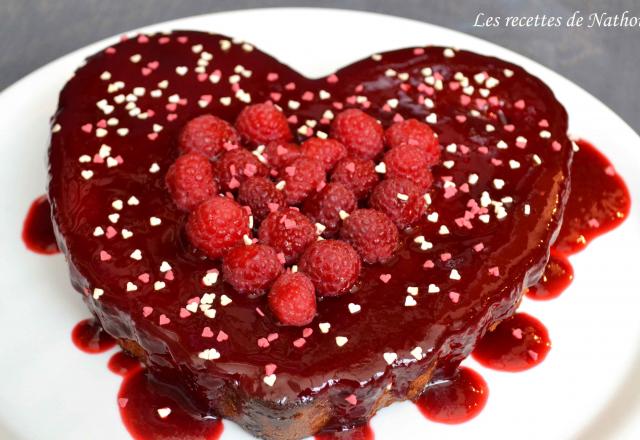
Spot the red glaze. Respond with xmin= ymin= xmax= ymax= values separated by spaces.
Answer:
xmin=415 ymin=367 xmax=488 ymax=424
xmin=472 ymin=313 xmax=551 ymax=371
xmin=118 ymin=367 xmax=224 ymax=440
xmin=554 ymin=139 xmax=631 ymax=254
xmin=46 ymin=30 xmax=630 ymax=438
xmin=315 ymin=424 xmax=374 ymax=440
xmin=108 ymin=351 xmax=142 ymax=376
xmin=22 ymin=196 xmax=59 ymax=255
xmin=526 ymin=253 xmax=573 ymax=300
xmin=71 ymin=319 xmax=116 ymax=354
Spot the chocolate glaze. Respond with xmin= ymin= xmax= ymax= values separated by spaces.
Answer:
xmin=48 ymin=31 xmax=574 ymax=436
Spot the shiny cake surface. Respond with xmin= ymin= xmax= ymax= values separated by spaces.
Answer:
xmin=48 ymin=31 xmax=572 ymax=433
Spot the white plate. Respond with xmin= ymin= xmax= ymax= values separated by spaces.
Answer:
xmin=1 ymin=8 xmax=639 ymax=440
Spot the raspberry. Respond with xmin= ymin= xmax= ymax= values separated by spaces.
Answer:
xmin=165 ymin=153 xmax=218 ymax=211
xmin=303 ymin=183 xmax=357 ymax=236
xmin=330 ymin=109 xmax=384 ymax=160
xmin=235 ymin=102 xmax=292 ymax=145
xmin=300 ymin=138 xmax=347 ymax=171
xmin=282 ymin=157 xmax=326 ymax=205
xmin=369 ymin=178 xmax=426 ymax=229
xmin=186 ymin=196 xmax=250 ymax=259
xmin=268 ymin=272 xmax=316 ymax=326
xmin=238 ymin=177 xmax=286 ymax=222
xmin=299 ymin=240 xmax=361 ymax=296
xmin=331 ymin=157 xmax=379 ymax=199
xmin=258 ymin=208 xmax=316 ymax=264
xmin=339 ymin=209 xmax=399 ymax=264
xmin=178 ymin=115 xmax=240 ymax=159
xmin=222 ymin=244 xmax=284 ymax=295
xmin=215 ymin=148 xmax=268 ymax=192
xmin=262 ymin=141 xmax=301 ymax=170
xmin=383 ymin=144 xmax=434 ymax=192
xmin=385 ymin=119 xmax=440 ymax=164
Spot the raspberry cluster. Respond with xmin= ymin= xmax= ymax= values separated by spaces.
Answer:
xmin=166 ymin=103 xmax=440 ymax=326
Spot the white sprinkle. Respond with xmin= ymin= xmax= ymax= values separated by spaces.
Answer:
xmin=427 ymin=212 xmax=438 ymax=222
xmin=383 ymin=352 xmax=398 ymax=365
xmin=150 ymin=216 xmax=161 ymax=226
xmin=410 ymin=346 xmax=424 ymax=360
xmin=443 ymin=48 xmax=455 ymax=58
xmin=93 ymin=226 xmax=104 ymax=237
xmin=220 ymin=295 xmax=232 ymax=306
xmin=117 ymin=128 xmax=129 ymax=136
xmin=263 ymin=374 xmax=277 ymax=387
xmin=121 ymin=229 xmax=133 ymax=239
xmin=159 ymin=261 xmax=171 ymax=272
xmin=204 ymin=309 xmax=217 ymax=319
xmin=335 ymin=336 xmax=348 ymax=347
xmin=497 ymin=140 xmax=508 ymax=149
xmin=319 ymin=322 xmax=331 ymax=333
xmin=108 ymin=213 xmax=120 ymax=223
xmin=397 ymin=193 xmax=409 ymax=202
xmin=524 ymin=204 xmax=531 ymax=215
xmin=540 ymin=130 xmax=551 ymax=139
xmin=242 ymin=234 xmax=253 ymax=246
xmin=127 ymin=196 xmax=139 ymax=206
xmin=428 ymin=284 xmax=440 ymax=293
xmin=185 ymin=302 xmax=198 ymax=313
xmin=485 ymin=77 xmax=500 ymax=88
xmin=504 ymin=69 xmax=514 ymax=78
xmin=52 ymin=123 xmax=62 ymax=133
xmin=93 ymin=288 xmax=104 ymax=300
xmin=426 ymin=113 xmax=437 ymax=124
xmin=149 ymin=163 xmax=160 ymax=173
xmin=201 ymin=293 xmax=216 ymax=304
xmin=202 ymin=272 xmax=218 ymax=286
xmin=509 ymin=160 xmax=521 ymax=169
xmin=130 ymin=54 xmax=141 ymax=63
xmin=405 ymin=296 xmax=417 ymax=307
xmin=220 ymin=97 xmax=231 ymax=106
xmin=493 ymin=179 xmax=505 ymax=190
xmin=375 ymin=162 xmax=386 ymax=174
xmin=154 ymin=281 xmax=166 ymax=290
xmin=175 ymin=66 xmax=188 ymax=76
xmin=438 ymin=225 xmax=450 ymax=235
xmin=157 ymin=408 xmax=172 ymax=419
xmin=81 ymin=170 xmax=94 ymax=180
xmin=407 ymin=286 xmax=419 ymax=296
xmin=198 ymin=348 xmax=221 ymax=360
xmin=112 ymin=200 xmax=123 ymax=210
xmin=288 ymin=100 xmax=300 ymax=110
xmin=100 ymin=71 xmax=111 ymax=81
xmin=348 ymin=303 xmax=361 ymax=314
xmin=126 ymin=282 xmax=137 ymax=292
xmin=450 ymin=269 xmax=461 ymax=280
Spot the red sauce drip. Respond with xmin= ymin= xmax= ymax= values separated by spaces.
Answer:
xmin=118 ymin=368 xmax=224 ymax=440
xmin=108 ymin=351 xmax=142 ymax=376
xmin=71 ymin=319 xmax=116 ymax=354
xmin=472 ymin=313 xmax=551 ymax=371
xmin=526 ymin=252 xmax=574 ymax=300
xmin=415 ymin=367 xmax=488 ymax=424
xmin=554 ymin=140 xmax=631 ymax=255
xmin=22 ymin=195 xmax=59 ymax=255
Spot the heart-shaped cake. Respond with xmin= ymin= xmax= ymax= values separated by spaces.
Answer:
xmin=48 ymin=31 xmax=572 ymax=439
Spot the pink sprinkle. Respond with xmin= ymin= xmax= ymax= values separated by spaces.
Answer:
xmin=478 ymin=146 xmax=489 ymax=154
xmin=177 ymin=36 xmax=188 ymax=43
xmin=515 ymin=138 xmax=527 ymax=148
xmin=257 ymin=338 xmax=270 ymax=348
xmin=379 ymin=274 xmax=392 ymax=283
xmin=81 ymin=123 xmax=93 ymax=133
xmin=228 ymin=177 xmax=240 ymax=189
xmin=448 ymin=292 xmax=460 ymax=303
xmin=202 ymin=327 xmax=214 ymax=338
xmin=167 ymin=113 xmax=178 ymax=122
xmin=528 ymin=350 xmax=539 ymax=361
xmin=217 ymin=330 xmax=229 ymax=342
xmin=302 ymin=328 xmax=313 ymax=338
xmin=504 ymin=124 xmax=515 ymax=132
xmin=267 ymin=73 xmax=279 ymax=82
xmin=423 ymin=260 xmax=434 ymax=269
xmin=413 ymin=47 xmax=425 ymax=55
xmin=197 ymin=73 xmax=208 ymax=82
xmin=276 ymin=252 xmax=286 ymax=264
xmin=456 ymin=115 xmax=467 ymax=123
xmin=179 ymin=308 xmax=191 ymax=318
xmin=270 ymin=92 xmax=282 ymax=102
xmin=302 ymin=91 xmax=314 ymax=101
xmin=488 ymin=266 xmax=500 ymax=276
xmin=293 ymin=338 xmax=306 ymax=348
xmin=138 ymin=273 xmax=150 ymax=283
xmin=158 ymin=315 xmax=170 ymax=326
xmin=392 ymin=113 xmax=404 ymax=123
xmin=443 ymin=185 xmax=458 ymax=199
xmin=460 ymin=95 xmax=471 ymax=106
xmin=512 ymin=328 xmax=523 ymax=339
xmin=284 ymin=82 xmax=296 ymax=91
xmin=265 ymin=363 xmax=277 ymax=376
xmin=166 ymin=103 xmax=178 ymax=112
xmin=147 ymin=133 xmax=158 ymax=141
xmin=287 ymin=115 xmax=298 ymax=124
xmin=147 ymin=61 xmax=159 ymax=70
xmin=327 ymin=74 xmax=339 ymax=84
xmin=551 ymin=141 xmax=562 ymax=151
xmin=158 ymin=37 xmax=170 ymax=44
xmin=106 ymin=227 xmax=117 ymax=239
xmin=267 ymin=333 xmax=279 ymax=342
xmin=105 ymin=47 xmax=116 ymax=55
xmin=449 ymin=82 xmax=460 ymax=91
xmin=491 ymin=158 xmax=503 ymax=166
xmin=514 ymin=99 xmax=526 ymax=110
xmin=256 ymin=307 xmax=265 ymax=317
xmin=440 ymin=253 xmax=452 ymax=262
xmin=142 ymin=306 xmax=153 ymax=317
xmin=118 ymin=398 xmax=128 ymax=408
xmin=164 ymin=271 xmax=174 ymax=281
xmin=345 ymin=394 xmax=358 ymax=405
xmin=285 ymin=166 xmax=296 ymax=177
xmin=538 ymin=119 xmax=549 ymax=128
xmin=137 ymin=34 xmax=149 ymax=44
xmin=283 ymin=218 xmax=297 ymax=229
xmin=588 ymin=218 xmax=600 ymax=228
xmin=474 ymin=243 xmax=485 ymax=252
xmin=100 ymin=251 xmax=111 ymax=261
xmin=97 ymin=119 xmax=107 ymax=128
xmin=187 ymin=296 xmax=200 ymax=304
xmin=605 ymin=165 xmax=616 ymax=176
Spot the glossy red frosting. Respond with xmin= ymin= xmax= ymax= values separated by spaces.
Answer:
xmin=47 ymin=31 xmax=575 ymax=434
